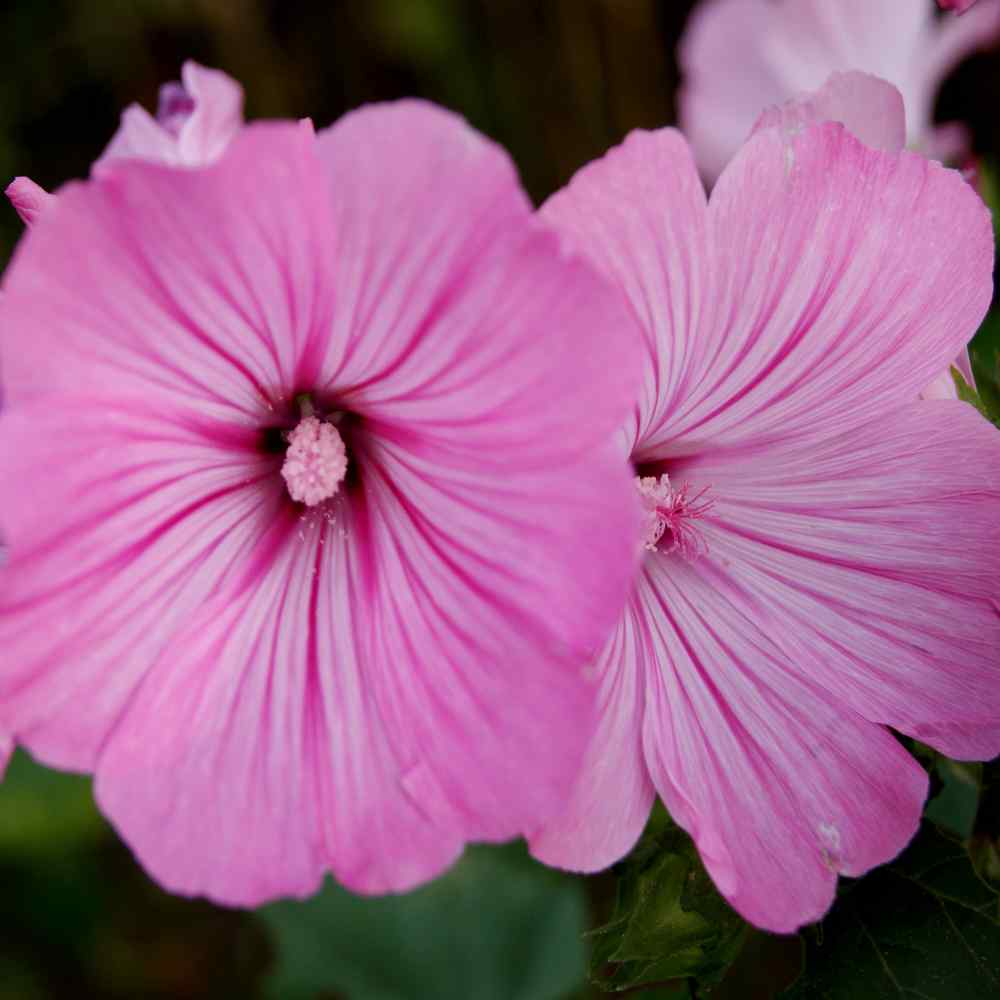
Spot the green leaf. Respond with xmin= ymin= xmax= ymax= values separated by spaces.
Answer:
xmin=588 ymin=820 xmax=747 ymax=993
xmin=969 ymin=758 xmax=1000 ymax=890
xmin=924 ymin=757 xmax=982 ymax=841
xmin=0 ymin=750 xmax=106 ymax=856
xmin=259 ymin=841 xmax=587 ymax=1000
xmin=782 ymin=823 xmax=1000 ymax=999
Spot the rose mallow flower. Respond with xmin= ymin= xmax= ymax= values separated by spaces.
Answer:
xmin=6 ymin=60 xmax=242 ymax=226
xmin=528 ymin=120 xmax=1000 ymax=933
xmin=680 ymin=0 xmax=1000 ymax=184
xmin=0 ymin=100 xmax=642 ymax=904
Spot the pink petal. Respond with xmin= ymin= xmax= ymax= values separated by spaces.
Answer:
xmin=311 ymin=100 xmax=639 ymax=460
xmin=173 ymin=61 xmax=244 ymax=164
xmin=529 ymin=605 xmax=656 ymax=871
xmin=0 ymin=396 xmax=280 ymax=771
xmin=940 ymin=0 xmax=979 ymax=11
xmin=684 ymin=400 xmax=1000 ymax=761
xmin=683 ymin=122 xmax=993 ymax=448
xmin=1 ymin=122 xmax=333 ymax=416
xmin=920 ymin=369 xmax=961 ymax=400
xmin=0 ymin=121 xmax=345 ymax=799
xmin=543 ymin=125 xmax=993 ymax=454
xmin=96 ymin=61 xmax=243 ymax=169
xmin=95 ymin=516 xmax=455 ymax=904
xmin=753 ymin=71 xmax=906 ymax=154
xmin=540 ymin=127 xmax=710 ymax=460
xmin=750 ymin=73 xmax=971 ymax=401
xmin=678 ymin=0 xmax=995 ymax=181
xmin=637 ymin=556 xmax=928 ymax=933
xmin=679 ymin=0 xmax=792 ymax=184
xmin=95 ymin=420 xmax=637 ymax=902
xmin=5 ymin=176 xmax=55 ymax=226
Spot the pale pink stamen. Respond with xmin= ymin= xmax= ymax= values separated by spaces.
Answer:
xmin=281 ymin=416 xmax=348 ymax=507
xmin=636 ymin=474 xmax=713 ymax=559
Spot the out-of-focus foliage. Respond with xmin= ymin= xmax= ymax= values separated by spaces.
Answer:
xmin=0 ymin=752 xmax=271 ymax=999
xmin=925 ymin=755 xmax=983 ymax=841
xmin=261 ymin=843 xmax=587 ymax=1000
xmin=783 ymin=824 xmax=1000 ymax=999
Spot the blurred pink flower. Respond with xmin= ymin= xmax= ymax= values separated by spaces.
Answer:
xmin=0 ymin=102 xmax=641 ymax=905
xmin=529 ymin=122 xmax=1000 ymax=932
xmin=97 ymin=60 xmax=243 ymax=169
xmin=680 ymin=0 xmax=1000 ymax=183
xmin=941 ymin=0 xmax=979 ymax=11
xmin=5 ymin=61 xmax=242 ymax=225
xmin=754 ymin=70 xmax=976 ymax=400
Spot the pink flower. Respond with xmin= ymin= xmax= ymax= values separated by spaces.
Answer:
xmin=0 ymin=102 xmax=641 ymax=904
xmin=5 ymin=61 xmax=242 ymax=226
xmin=528 ymin=122 xmax=1000 ymax=932
xmin=97 ymin=60 xmax=243 ymax=169
xmin=680 ymin=0 xmax=1000 ymax=184
xmin=753 ymin=70 xmax=976 ymax=400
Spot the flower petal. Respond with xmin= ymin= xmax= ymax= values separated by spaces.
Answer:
xmin=0 ymin=396 xmax=279 ymax=771
xmin=671 ymin=122 xmax=993 ymax=449
xmin=96 ymin=61 xmax=243 ymax=169
xmin=5 ymin=176 xmax=54 ymax=225
xmin=543 ymin=125 xmax=992 ymax=458
xmin=2 ymin=122 xmax=334 ymax=420
xmin=638 ymin=556 xmax=928 ymax=933
xmin=679 ymin=0 xmax=792 ymax=184
xmin=312 ymin=100 xmax=640 ymax=465
xmin=539 ymin=127 xmax=709 ymax=460
xmin=751 ymin=80 xmax=971 ymax=402
xmin=95 ymin=513 xmax=460 ymax=905
xmin=682 ymin=400 xmax=1000 ymax=760
xmin=753 ymin=71 xmax=906 ymax=154
xmin=679 ymin=0 xmax=964 ymax=181
xmin=96 ymin=419 xmax=637 ymax=902
xmin=528 ymin=605 xmax=656 ymax=872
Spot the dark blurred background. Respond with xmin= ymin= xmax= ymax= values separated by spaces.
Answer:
xmin=1 ymin=2 xmax=999 ymax=998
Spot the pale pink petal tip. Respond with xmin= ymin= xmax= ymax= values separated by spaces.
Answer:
xmin=940 ymin=0 xmax=979 ymax=12
xmin=5 ymin=176 xmax=54 ymax=226
xmin=921 ymin=370 xmax=960 ymax=400
xmin=96 ymin=60 xmax=243 ymax=169
xmin=753 ymin=72 xmax=906 ymax=155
